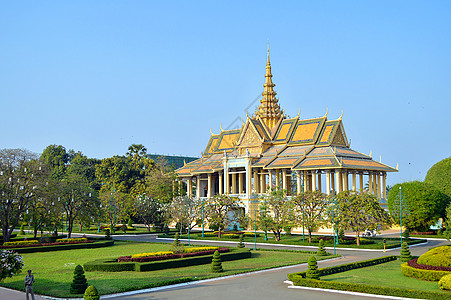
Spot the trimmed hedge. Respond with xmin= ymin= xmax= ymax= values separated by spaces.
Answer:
xmin=6 ymin=240 xmax=114 ymax=253
xmin=408 ymin=258 xmax=451 ymax=272
xmin=84 ymin=249 xmax=251 ymax=272
xmin=120 ymin=248 xmax=229 ymax=263
xmin=288 ymin=256 xmax=397 ymax=281
xmin=290 ymin=277 xmax=450 ymax=300
xmin=3 ymin=240 xmax=39 ymax=247
xmin=401 ymin=262 xmax=451 ymax=281
xmin=417 ymin=246 xmax=451 ymax=268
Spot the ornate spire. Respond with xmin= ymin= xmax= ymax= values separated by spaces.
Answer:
xmin=255 ymin=45 xmax=283 ymax=130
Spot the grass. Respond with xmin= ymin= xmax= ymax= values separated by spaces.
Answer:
xmin=0 ymin=240 xmax=336 ymax=298
xmin=322 ymin=259 xmax=449 ymax=294
xmin=174 ymin=232 xmax=425 ymax=249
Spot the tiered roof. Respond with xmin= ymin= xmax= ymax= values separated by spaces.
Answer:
xmin=175 ymin=50 xmax=397 ymax=177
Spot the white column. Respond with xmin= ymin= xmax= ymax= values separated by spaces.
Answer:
xmin=297 ymin=171 xmax=302 ymax=194
xmin=336 ymin=170 xmax=342 ymax=193
xmin=282 ymin=169 xmax=287 ymax=191
xmin=383 ymin=172 xmax=387 ymax=200
xmin=238 ymin=173 xmax=243 ymax=194
xmin=326 ymin=170 xmax=331 ymax=195
xmin=196 ymin=176 xmax=201 ymax=198
xmin=219 ymin=172 xmax=223 ymax=194
xmin=207 ymin=174 xmax=212 ymax=198
xmin=359 ymin=173 xmax=364 ymax=193
xmin=352 ymin=171 xmax=356 ymax=192
xmin=311 ymin=171 xmax=317 ymax=191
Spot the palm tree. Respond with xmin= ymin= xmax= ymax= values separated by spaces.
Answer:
xmin=127 ymin=144 xmax=147 ymax=159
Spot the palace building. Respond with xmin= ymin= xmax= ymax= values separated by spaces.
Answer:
xmin=175 ymin=49 xmax=397 ymax=214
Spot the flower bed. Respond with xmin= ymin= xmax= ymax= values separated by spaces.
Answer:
xmin=1 ymin=238 xmax=92 ymax=249
xmin=408 ymin=258 xmax=451 ymax=272
xmin=118 ymin=247 xmax=229 ymax=263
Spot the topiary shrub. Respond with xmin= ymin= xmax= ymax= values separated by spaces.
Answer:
xmin=171 ymin=233 xmax=184 ymax=254
xmin=211 ymin=250 xmax=223 ymax=273
xmin=400 ymin=242 xmax=412 ymax=262
xmin=439 ymin=273 xmax=451 ymax=290
xmin=19 ymin=224 xmax=25 ymax=235
xmin=105 ymin=229 xmax=110 ymax=239
xmin=306 ymin=256 xmax=320 ymax=280
xmin=83 ymin=285 xmax=100 ymax=300
xmin=237 ymin=234 xmax=245 ymax=248
xmin=417 ymin=246 xmax=451 ymax=267
xmin=316 ymin=239 xmax=327 ymax=256
xmin=70 ymin=265 xmax=88 ymax=294
xmin=403 ymin=229 xmax=410 ymax=239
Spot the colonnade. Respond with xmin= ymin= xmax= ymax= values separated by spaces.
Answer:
xmin=179 ymin=168 xmax=387 ymax=200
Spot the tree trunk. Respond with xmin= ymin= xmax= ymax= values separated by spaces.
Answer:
xmin=218 ymin=227 xmax=222 ymax=238
xmin=308 ymin=230 xmax=312 ymax=243
xmin=356 ymin=232 xmax=360 ymax=246
xmin=274 ymin=231 xmax=280 ymax=241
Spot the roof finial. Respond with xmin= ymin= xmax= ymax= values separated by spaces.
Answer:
xmin=323 ymin=107 xmax=328 ymax=118
xmin=267 ymin=40 xmax=270 ymax=64
xmin=210 ymin=128 xmax=214 ymax=136
xmin=296 ymin=108 xmax=300 ymax=118
xmin=339 ymin=110 xmax=343 ymax=120
xmin=220 ymin=123 xmax=224 ymax=132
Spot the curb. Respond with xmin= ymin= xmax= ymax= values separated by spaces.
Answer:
xmin=157 ymin=238 xmax=428 ymax=252
xmin=284 ymin=281 xmax=419 ymax=300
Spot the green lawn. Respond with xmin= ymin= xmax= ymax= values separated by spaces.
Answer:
xmin=0 ymin=240 xmax=334 ymax=298
xmin=174 ymin=232 xmax=424 ymax=249
xmin=322 ymin=259 xmax=449 ymax=295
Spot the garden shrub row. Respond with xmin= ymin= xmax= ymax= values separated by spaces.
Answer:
xmin=288 ymin=256 xmax=397 ymax=281
xmin=290 ymin=277 xmax=449 ymax=299
xmin=119 ymin=248 xmax=229 ymax=263
xmin=401 ymin=263 xmax=451 ymax=282
xmin=55 ymin=237 xmax=88 ymax=243
xmin=6 ymin=240 xmax=114 ymax=253
xmin=84 ymin=249 xmax=251 ymax=272
xmin=3 ymin=240 xmax=39 ymax=247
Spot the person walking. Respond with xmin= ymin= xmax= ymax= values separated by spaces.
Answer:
xmin=24 ymin=269 xmax=35 ymax=300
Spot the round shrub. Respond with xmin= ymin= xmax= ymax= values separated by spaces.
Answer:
xmin=439 ymin=274 xmax=451 ymax=290
xmin=418 ymin=246 xmax=451 ymax=267
xmin=425 ymin=157 xmax=451 ymax=199
xmin=83 ymin=285 xmax=100 ymax=300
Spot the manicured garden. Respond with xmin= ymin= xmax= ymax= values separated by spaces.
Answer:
xmin=288 ymin=245 xmax=451 ymax=299
xmin=0 ymin=240 xmax=338 ymax=298
xmin=173 ymin=231 xmax=426 ymax=249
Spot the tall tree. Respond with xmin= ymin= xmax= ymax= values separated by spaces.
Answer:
xmin=425 ymin=157 xmax=451 ymax=199
xmin=165 ymin=196 xmax=203 ymax=234
xmin=0 ymin=149 xmax=47 ymax=242
xmin=134 ymin=194 xmax=162 ymax=231
xmin=294 ymin=191 xmax=329 ymax=243
xmin=40 ymin=145 xmax=71 ymax=180
xmin=260 ymin=188 xmax=295 ymax=241
xmin=126 ymin=144 xmax=147 ymax=159
xmin=387 ymin=181 xmax=450 ymax=231
xmin=205 ymin=194 xmax=244 ymax=238
xmin=336 ymin=191 xmax=392 ymax=245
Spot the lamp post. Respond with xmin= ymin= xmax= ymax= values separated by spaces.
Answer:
xmin=330 ymin=190 xmax=336 ymax=255
xmin=301 ymin=179 xmax=305 ymax=244
xmin=186 ymin=196 xmax=190 ymax=246
xmin=399 ymin=186 xmax=403 ymax=245
xmin=201 ymin=198 xmax=205 ymax=238
xmin=254 ymin=199 xmax=258 ymax=251
xmin=97 ymin=203 xmax=102 ymax=233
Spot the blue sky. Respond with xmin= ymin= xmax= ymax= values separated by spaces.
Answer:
xmin=1 ymin=1 xmax=450 ymax=186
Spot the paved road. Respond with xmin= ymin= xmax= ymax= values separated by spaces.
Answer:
xmin=107 ymin=234 xmax=447 ymax=300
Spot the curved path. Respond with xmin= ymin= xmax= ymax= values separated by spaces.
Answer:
xmin=107 ymin=235 xmax=447 ymax=300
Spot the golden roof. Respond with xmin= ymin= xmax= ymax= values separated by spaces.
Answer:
xmin=175 ymin=50 xmax=397 ymax=177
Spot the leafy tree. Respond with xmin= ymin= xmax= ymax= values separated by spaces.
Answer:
xmin=257 ymin=202 xmax=272 ymax=241
xmin=145 ymin=157 xmax=177 ymax=204
xmin=294 ymin=191 xmax=329 ymax=243
xmin=335 ymin=191 xmax=391 ymax=246
xmin=171 ymin=232 xmax=184 ymax=253
xmin=0 ymin=149 xmax=47 ymax=242
xmin=205 ymin=194 xmax=244 ymax=238
xmin=260 ymin=188 xmax=295 ymax=241
xmin=126 ymin=144 xmax=147 ymax=160
xmin=444 ymin=204 xmax=451 ymax=240
xmin=40 ymin=144 xmax=71 ymax=180
xmin=59 ymin=173 xmax=96 ymax=238
xmin=134 ymin=194 xmax=162 ymax=231
xmin=387 ymin=181 xmax=450 ymax=231
xmin=425 ymin=157 xmax=451 ymax=199
xmin=165 ymin=196 xmax=203 ymax=234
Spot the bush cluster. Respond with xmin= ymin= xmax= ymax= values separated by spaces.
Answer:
xmin=6 ymin=240 xmax=113 ymax=254
xmin=119 ymin=248 xmax=229 ymax=263
xmin=55 ymin=238 xmax=88 ymax=243
xmin=407 ymin=258 xmax=451 ymax=272
xmin=3 ymin=240 xmax=39 ymax=247
xmin=290 ymin=277 xmax=450 ymax=300
xmin=417 ymin=246 xmax=451 ymax=267
xmin=288 ymin=256 xmax=397 ymax=281
xmin=85 ymin=249 xmax=251 ymax=272
xmin=438 ymin=274 xmax=451 ymax=290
